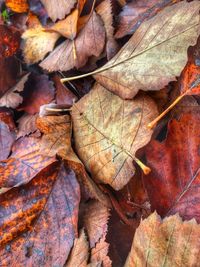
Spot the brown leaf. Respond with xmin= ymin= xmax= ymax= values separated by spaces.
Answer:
xmin=0 ymin=107 xmax=16 ymax=131
xmin=18 ymin=74 xmax=55 ymax=114
xmin=115 ymin=0 xmax=179 ymax=39
xmin=40 ymin=11 xmax=105 ymax=72
xmin=144 ymin=111 xmax=200 ymax=222
xmin=83 ymin=200 xmax=110 ymax=248
xmin=0 ymin=73 xmax=29 ymax=109
xmin=71 ymin=83 xmax=158 ymax=190
xmin=41 ymin=0 xmax=77 ymax=21
xmin=0 ymin=121 xmax=15 ymax=161
xmin=0 ymin=137 xmax=56 ymax=189
xmin=92 ymin=1 xmax=200 ymax=99
xmin=66 ymin=229 xmax=89 ymax=267
xmin=96 ymin=0 xmax=119 ymax=60
xmin=22 ymin=22 xmax=60 ymax=64
xmin=5 ymin=0 xmax=29 ymax=13
xmin=17 ymin=113 xmax=38 ymax=138
xmin=90 ymin=237 xmax=112 ymax=267
xmin=0 ymin=163 xmax=80 ymax=266
xmin=47 ymin=9 xmax=79 ymax=39
xmin=125 ymin=212 xmax=200 ymax=267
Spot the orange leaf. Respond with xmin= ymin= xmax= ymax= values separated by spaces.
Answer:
xmin=5 ymin=0 xmax=29 ymax=13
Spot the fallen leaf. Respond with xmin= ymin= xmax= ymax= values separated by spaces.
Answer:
xmin=0 ymin=73 xmax=29 ymax=109
xmin=115 ymin=0 xmax=179 ymax=39
xmin=125 ymin=212 xmax=200 ymax=267
xmin=0 ymin=136 xmax=56 ymax=189
xmin=92 ymin=1 xmax=200 ymax=99
xmin=22 ymin=21 xmax=60 ymax=64
xmin=29 ymin=0 xmax=48 ymax=25
xmin=47 ymin=9 xmax=79 ymax=39
xmin=144 ymin=112 xmax=200 ymax=222
xmin=18 ymin=74 xmax=55 ymax=114
xmin=41 ymin=0 xmax=77 ymax=21
xmin=90 ymin=237 xmax=112 ymax=267
xmin=96 ymin=0 xmax=119 ymax=60
xmin=0 ymin=121 xmax=15 ymax=161
xmin=66 ymin=229 xmax=89 ymax=267
xmin=71 ymin=83 xmax=158 ymax=190
xmin=40 ymin=11 xmax=105 ymax=72
xmin=17 ymin=113 xmax=38 ymax=138
xmin=5 ymin=0 xmax=29 ymax=13
xmin=83 ymin=200 xmax=110 ymax=248
xmin=0 ymin=162 xmax=80 ymax=266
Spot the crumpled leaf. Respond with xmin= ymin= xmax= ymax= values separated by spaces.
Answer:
xmin=96 ymin=0 xmax=119 ymax=60
xmin=66 ymin=229 xmax=89 ymax=267
xmin=18 ymin=74 xmax=55 ymax=114
xmin=22 ymin=19 xmax=60 ymax=64
xmin=0 ymin=73 xmax=29 ymax=109
xmin=93 ymin=0 xmax=200 ymax=99
xmin=0 ymin=136 xmax=56 ymax=189
xmin=144 ymin=112 xmax=200 ymax=222
xmin=71 ymin=83 xmax=158 ymax=190
xmin=5 ymin=0 xmax=29 ymax=13
xmin=90 ymin=237 xmax=111 ymax=267
xmin=125 ymin=212 xmax=200 ymax=267
xmin=40 ymin=11 xmax=105 ymax=72
xmin=115 ymin=0 xmax=179 ymax=39
xmin=0 ymin=162 xmax=80 ymax=266
xmin=0 ymin=121 xmax=15 ymax=161
xmin=41 ymin=0 xmax=77 ymax=21
xmin=83 ymin=200 xmax=110 ymax=248
xmin=17 ymin=113 xmax=38 ymax=138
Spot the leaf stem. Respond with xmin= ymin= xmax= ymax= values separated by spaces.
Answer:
xmin=134 ymin=157 xmax=151 ymax=175
xmin=45 ymin=107 xmax=72 ymax=112
xmin=147 ymin=92 xmax=187 ymax=129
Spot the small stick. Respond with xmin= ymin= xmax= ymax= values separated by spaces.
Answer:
xmin=45 ymin=107 xmax=72 ymax=112
xmin=147 ymin=92 xmax=187 ymax=129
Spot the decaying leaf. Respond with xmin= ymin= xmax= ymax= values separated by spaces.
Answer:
xmin=125 ymin=212 xmax=200 ymax=267
xmin=96 ymin=0 xmax=119 ymax=60
xmin=72 ymin=83 xmax=158 ymax=190
xmin=0 ymin=73 xmax=29 ymax=109
xmin=41 ymin=0 xmax=77 ymax=21
xmin=40 ymin=12 xmax=105 ymax=72
xmin=144 ymin=112 xmax=200 ymax=222
xmin=17 ymin=113 xmax=38 ymax=138
xmin=0 ymin=137 xmax=56 ymax=189
xmin=22 ymin=21 xmax=60 ymax=64
xmin=83 ymin=200 xmax=110 ymax=248
xmin=0 ymin=121 xmax=15 ymax=161
xmin=92 ymin=1 xmax=200 ymax=99
xmin=66 ymin=229 xmax=89 ymax=267
xmin=0 ymin=163 xmax=80 ymax=266
xmin=5 ymin=0 xmax=29 ymax=13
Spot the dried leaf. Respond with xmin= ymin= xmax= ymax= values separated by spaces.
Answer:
xmin=0 ymin=163 xmax=80 ymax=266
xmin=17 ymin=113 xmax=38 ymax=138
xmin=41 ymin=0 xmax=77 ymax=21
xmin=18 ymin=74 xmax=55 ymax=114
xmin=66 ymin=229 xmax=89 ymax=267
xmin=0 ymin=137 xmax=56 ymax=189
xmin=144 ymin=112 xmax=200 ymax=222
xmin=0 ymin=121 xmax=15 ymax=161
xmin=0 ymin=73 xmax=29 ymax=109
xmin=47 ymin=9 xmax=79 ymax=39
xmin=93 ymin=1 xmax=200 ymax=99
xmin=22 ymin=23 xmax=60 ymax=64
xmin=71 ymin=83 xmax=158 ymax=190
xmin=96 ymin=0 xmax=119 ymax=60
xmin=125 ymin=212 xmax=200 ymax=267
xmin=0 ymin=107 xmax=16 ymax=131
xmin=5 ymin=0 xmax=29 ymax=13
xmin=83 ymin=200 xmax=110 ymax=248
xmin=90 ymin=237 xmax=112 ymax=267
xmin=40 ymin=12 xmax=105 ymax=72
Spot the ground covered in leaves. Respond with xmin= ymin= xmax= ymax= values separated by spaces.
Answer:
xmin=1 ymin=0 xmax=200 ymax=266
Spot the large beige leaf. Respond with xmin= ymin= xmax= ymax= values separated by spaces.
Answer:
xmin=40 ymin=12 xmax=105 ymax=72
xmin=41 ymin=0 xmax=76 ymax=21
xmin=71 ymin=83 xmax=158 ymax=190
xmin=125 ymin=212 xmax=200 ymax=267
xmin=93 ymin=0 xmax=200 ymax=99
